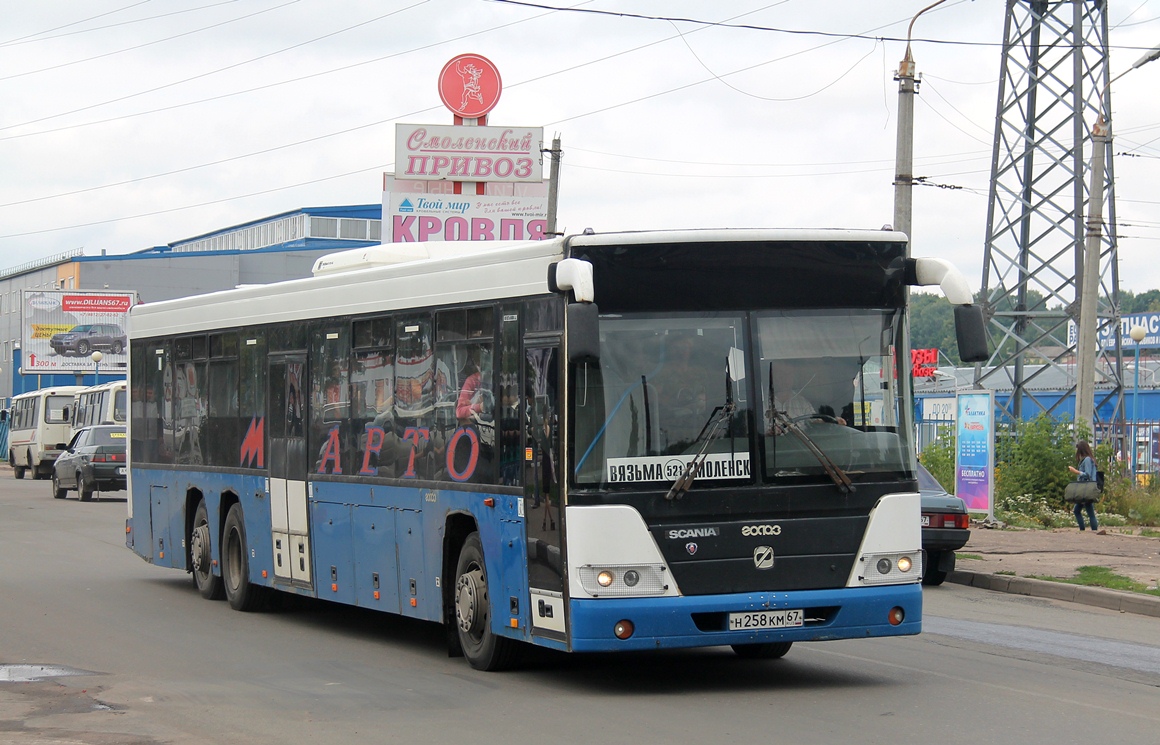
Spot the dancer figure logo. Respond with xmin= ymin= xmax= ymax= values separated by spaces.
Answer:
xmin=438 ymin=54 xmax=502 ymax=118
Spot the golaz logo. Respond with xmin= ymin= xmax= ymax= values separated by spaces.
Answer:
xmin=741 ymin=524 xmax=781 ymax=536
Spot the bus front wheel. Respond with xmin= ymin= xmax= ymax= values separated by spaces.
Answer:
xmin=222 ymin=503 xmax=266 ymax=612
xmin=454 ymin=532 xmax=517 ymax=671
xmin=731 ymin=642 xmax=793 ymax=660
xmin=191 ymin=500 xmax=225 ymax=600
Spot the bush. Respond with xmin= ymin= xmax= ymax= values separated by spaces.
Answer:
xmin=995 ymin=491 xmax=1074 ymax=528
xmin=994 ymin=413 xmax=1080 ymax=509
xmin=919 ymin=425 xmax=956 ymax=492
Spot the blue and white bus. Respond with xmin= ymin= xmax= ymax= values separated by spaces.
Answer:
xmin=126 ymin=229 xmax=986 ymax=670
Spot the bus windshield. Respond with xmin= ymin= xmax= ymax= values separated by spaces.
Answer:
xmin=572 ymin=308 xmax=912 ymax=487
xmin=755 ymin=309 xmax=911 ymax=481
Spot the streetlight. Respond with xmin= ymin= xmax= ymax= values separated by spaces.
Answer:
xmin=1075 ymin=43 xmax=1160 ymax=437
xmin=91 ymin=350 xmax=103 ymax=384
xmin=1130 ymin=325 xmax=1147 ymax=478
xmin=893 ymin=0 xmax=948 ymax=249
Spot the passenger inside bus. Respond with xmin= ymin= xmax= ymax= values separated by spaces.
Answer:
xmin=765 ymin=359 xmax=847 ymax=434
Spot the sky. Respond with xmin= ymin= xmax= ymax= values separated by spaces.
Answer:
xmin=1 ymin=0 xmax=1159 ymax=294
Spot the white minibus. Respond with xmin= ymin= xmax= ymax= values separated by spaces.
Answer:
xmin=9 ymin=386 xmax=85 ymax=479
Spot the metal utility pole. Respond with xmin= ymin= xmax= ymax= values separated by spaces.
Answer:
xmin=977 ymin=0 xmax=1122 ymax=439
xmin=893 ymin=0 xmax=946 ymax=248
xmin=1075 ymin=117 xmax=1109 ymax=435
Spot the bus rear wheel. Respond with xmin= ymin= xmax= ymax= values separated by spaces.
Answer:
xmin=731 ymin=642 xmax=793 ymax=660
xmin=454 ymin=532 xmax=517 ymax=671
xmin=191 ymin=500 xmax=224 ymax=600
xmin=222 ymin=503 xmax=266 ymax=612
xmin=11 ymin=451 xmax=24 ymax=480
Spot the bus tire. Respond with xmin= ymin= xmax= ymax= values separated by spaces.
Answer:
xmin=454 ymin=532 xmax=517 ymax=671
xmin=52 ymin=473 xmax=67 ymax=499
xmin=191 ymin=500 xmax=225 ymax=600
xmin=222 ymin=503 xmax=266 ymax=612
xmin=12 ymin=453 xmax=25 ymax=480
xmin=731 ymin=642 xmax=793 ymax=660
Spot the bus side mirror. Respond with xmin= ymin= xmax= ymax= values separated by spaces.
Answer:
xmin=954 ymin=305 xmax=989 ymax=363
xmin=567 ymin=302 xmax=600 ymax=364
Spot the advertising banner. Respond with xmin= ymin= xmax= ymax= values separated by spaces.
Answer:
xmin=1067 ymin=311 xmax=1160 ymax=350
xmin=21 ymin=290 xmax=137 ymax=374
xmin=382 ymin=175 xmax=548 ymax=243
xmin=955 ymin=390 xmax=994 ymax=516
xmin=921 ymin=396 xmax=956 ymax=422
xmin=394 ymin=124 xmax=543 ymax=183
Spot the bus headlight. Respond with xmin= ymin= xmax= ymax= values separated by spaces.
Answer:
xmin=858 ymin=552 xmax=921 ymax=585
xmin=579 ymin=565 xmax=668 ymax=597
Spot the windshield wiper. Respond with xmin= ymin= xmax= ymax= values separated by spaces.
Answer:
xmin=768 ymin=363 xmax=854 ymax=495
xmin=769 ymin=408 xmax=854 ymax=494
xmin=663 ymin=401 xmax=735 ymax=502
xmin=665 ymin=355 xmax=738 ymax=502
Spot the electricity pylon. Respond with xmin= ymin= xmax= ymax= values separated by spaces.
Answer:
xmin=977 ymin=0 xmax=1122 ymax=440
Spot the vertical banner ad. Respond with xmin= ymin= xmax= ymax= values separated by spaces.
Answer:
xmin=22 ymin=290 xmax=137 ymax=374
xmin=955 ymin=390 xmax=994 ymax=517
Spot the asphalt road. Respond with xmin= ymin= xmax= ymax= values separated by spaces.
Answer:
xmin=2 ymin=476 xmax=1160 ymax=745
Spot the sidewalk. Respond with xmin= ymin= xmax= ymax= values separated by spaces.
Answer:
xmin=948 ymin=524 xmax=1160 ymax=618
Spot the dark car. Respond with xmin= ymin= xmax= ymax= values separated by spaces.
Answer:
xmin=51 ymin=425 xmax=127 ymax=501
xmin=918 ymin=462 xmax=971 ymax=586
xmin=49 ymin=324 xmax=127 ymax=356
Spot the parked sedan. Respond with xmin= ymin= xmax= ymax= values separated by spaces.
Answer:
xmin=918 ymin=462 xmax=971 ymax=586
xmin=52 ymin=425 xmax=127 ymax=501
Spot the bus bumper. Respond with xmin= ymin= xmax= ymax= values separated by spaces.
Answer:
xmin=566 ymin=583 xmax=922 ymax=652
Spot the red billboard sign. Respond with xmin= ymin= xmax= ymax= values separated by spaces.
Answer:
xmin=438 ymin=54 xmax=502 ymax=118
xmin=911 ymin=348 xmax=939 ymax=378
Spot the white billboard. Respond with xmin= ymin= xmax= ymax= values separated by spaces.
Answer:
xmin=394 ymin=124 xmax=543 ymax=183
xmin=382 ymin=175 xmax=549 ymax=243
xmin=21 ymin=290 xmax=137 ymax=374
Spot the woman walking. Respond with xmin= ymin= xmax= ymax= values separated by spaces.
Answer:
xmin=1067 ymin=440 xmax=1100 ymax=532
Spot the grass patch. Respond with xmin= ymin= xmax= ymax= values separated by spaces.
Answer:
xmin=1029 ymin=565 xmax=1160 ymax=595
xmin=996 ymin=570 xmax=1015 ymax=576
xmin=956 ymin=553 xmax=983 ymax=561
xmin=1140 ymin=528 xmax=1160 ymax=539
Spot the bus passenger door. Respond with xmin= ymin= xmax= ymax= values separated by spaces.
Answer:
xmin=268 ymin=356 xmax=312 ymax=587
xmin=525 ymin=343 xmax=565 ymax=639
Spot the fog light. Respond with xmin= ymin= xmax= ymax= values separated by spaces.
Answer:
xmin=614 ymin=619 xmax=635 ymax=639
xmin=623 ymin=570 xmax=640 ymax=587
xmin=876 ymin=558 xmax=893 ymax=574
xmin=597 ymin=570 xmax=615 ymax=587
xmin=897 ymin=556 xmax=912 ymax=573
xmin=888 ymin=606 xmax=905 ymax=626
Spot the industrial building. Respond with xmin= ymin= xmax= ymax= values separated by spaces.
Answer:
xmin=0 ymin=205 xmax=382 ymax=404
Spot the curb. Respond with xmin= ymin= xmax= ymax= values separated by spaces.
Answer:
xmin=948 ymin=570 xmax=1160 ymax=618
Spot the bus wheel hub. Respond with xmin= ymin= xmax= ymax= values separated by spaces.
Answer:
xmin=456 ymin=570 xmax=485 ymax=634
xmin=191 ymin=523 xmax=211 ymax=573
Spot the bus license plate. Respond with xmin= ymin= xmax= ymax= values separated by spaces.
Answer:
xmin=920 ymin=515 xmax=930 ymax=526
xmin=728 ymin=609 xmax=803 ymax=631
